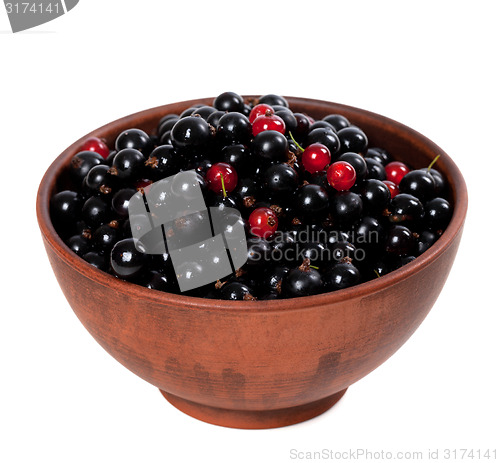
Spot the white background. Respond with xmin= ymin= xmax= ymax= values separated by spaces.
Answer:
xmin=1 ymin=1 xmax=499 ymax=462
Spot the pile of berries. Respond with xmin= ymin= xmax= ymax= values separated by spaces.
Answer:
xmin=50 ymin=92 xmax=453 ymax=300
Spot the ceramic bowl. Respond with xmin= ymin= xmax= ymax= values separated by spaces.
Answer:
xmin=37 ymin=96 xmax=467 ymax=429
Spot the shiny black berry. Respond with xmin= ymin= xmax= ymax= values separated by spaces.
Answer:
xmin=50 ymin=190 xmax=81 ymax=228
xmin=69 ymin=151 xmax=104 ymax=184
xmin=110 ymin=238 xmax=147 ymax=279
xmin=220 ymin=281 xmax=255 ymax=300
xmin=385 ymin=225 xmax=415 ymax=255
xmin=425 ymin=197 xmax=452 ymax=232
xmin=361 ymin=179 xmax=391 ymax=215
xmin=252 ymin=130 xmax=288 ymax=162
xmin=399 ymin=170 xmax=436 ymax=201
xmin=213 ymin=91 xmax=245 ymax=112
xmin=221 ymin=144 xmax=251 ymax=171
xmin=322 ymin=114 xmax=350 ymax=131
xmin=337 ymin=127 xmax=368 ymax=154
xmin=191 ymin=105 xmax=217 ymax=120
xmin=93 ymin=223 xmax=120 ymax=254
xmin=110 ymin=148 xmax=145 ymax=181
xmin=338 ymin=152 xmax=367 ymax=180
xmin=282 ymin=260 xmax=322 ymax=298
xmin=115 ymin=128 xmax=153 ymax=155
xmin=216 ymin=112 xmax=252 ymax=145
xmin=82 ymin=196 xmax=110 ymax=228
xmin=306 ymin=128 xmax=340 ymax=157
xmin=263 ymin=163 xmax=299 ymax=198
xmin=365 ymin=147 xmax=390 ymax=165
xmin=323 ymin=262 xmax=360 ymax=291
xmin=83 ymin=251 xmax=107 ymax=271
xmin=66 ymin=234 xmax=92 ymax=256
xmin=84 ymin=165 xmax=115 ymax=195
xmin=258 ymin=94 xmax=289 ymax=108
xmin=365 ymin=158 xmax=387 ymax=180
xmin=389 ymin=193 xmax=424 ymax=225
xmin=295 ymin=184 xmax=329 ymax=219
xmin=330 ymin=191 xmax=363 ymax=229
xmin=246 ymin=238 xmax=272 ymax=267
xmin=171 ymin=116 xmax=213 ymax=154
xmin=145 ymin=145 xmax=180 ymax=179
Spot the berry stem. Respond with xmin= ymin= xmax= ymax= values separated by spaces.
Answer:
xmin=220 ymin=175 xmax=227 ymax=198
xmin=289 ymin=131 xmax=305 ymax=153
xmin=427 ymin=154 xmax=441 ymax=171
xmin=374 ymin=269 xmax=381 ymax=278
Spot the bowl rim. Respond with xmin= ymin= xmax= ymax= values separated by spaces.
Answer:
xmin=36 ymin=96 xmax=468 ymax=313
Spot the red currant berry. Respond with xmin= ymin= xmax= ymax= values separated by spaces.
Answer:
xmin=327 ymin=161 xmax=357 ymax=191
xmin=206 ymin=162 xmax=238 ymax=195
xmin=252 ymin=111 xmax=286 ymax=136
xmin=302 ymin=143 xmax=331 ymax=173
xmin=249 ymin=104 xmax=274 ymax=124
xmin=385 ymin=161 xmax=410 ymax=186
xmin=383 ymin=180 xmax=399 ymax=198
xmin=81 ymin=137 xmax=110 ymax=159
xmin=248 ymin=207 xmax=278 ymax=239
xmin=135 ymin=178 xmax=153 ymax=194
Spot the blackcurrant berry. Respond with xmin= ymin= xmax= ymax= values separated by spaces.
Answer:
xmin=191 ymin=105 xmax=218 ymax=120
xmin=322 ymin=114 xmax=350 ymax=131
xmin=171 ymin=116 xmax=214 ymax=154
xmin=262 ymin=163 xmax=299 ymax=198
xmin=330 ymin=191 xmax=363 ymax=229
xmin=258 ymin=94 xmax=289 ymax=108
xmin=365 ymin=147 xmax=390 ymax=165
xmin=365 ymin=158 xmax=387 ymax=180
xmin=84 ymin=165 xmax=115 ymax=195
xmin=399 ymin=170 xmax=436 ymax=201
xmin=282 ymin=259 xmax=322 ymax=298
xmin=220 ymin=281 xmax=255 ymax=300
xmin=66 ymin=234 xmax=92 ymax=256
xmin=93 ymin=223 xmax=120 ymax=254
xmin=385 ymin=225 xmax=415 ymax=256
xmin=389 ymin=193 xmax=424 ymax=225
xmin=295 ymin=184 xmax=329 ymax=219
xmin=82 ymin=196 xmax=111 ymax=228
xmin=145 ymin=144 xmax=180 ymax=179
xmin=246 ymin=237 xmax=272 ymax=267
xmin=361 ymin=179 xmax=391 ymax=215
xmin=338 ymin=152 xmax=367 ymax=180
xmin=50 ymin=190 xmax=82 ymax=228
xmin=213 ymin=91 xmax=245 ymax=113
xmin=110 ymin=238 xmax=147 ymax=279
xmin=425 ymin=197 xmax=452 ymax=232
xmin=252 ymin=130 xmax=289 ymax=162
xmin=110 ymin=148 xmax=146 ymax=181
xmin=323 ymin=262 xmax=361 ymax=291
xmin=83 ymin=251 xmax=108 ymax=271
xmin=217 ymin=112 xmax=252 ymax=145
xmin=337 ymin=127 xmax=368 ymax=154
xmin=306 ymin=128 xmax=340 ymax=157
xmin=69 ymin=151 xmax=104 ymax=184
xmin=115 ymin=128 xmax=153 ymax=155
xmin=221 ymin=144 xmax=251 ymax=171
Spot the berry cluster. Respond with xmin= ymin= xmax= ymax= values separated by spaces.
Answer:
xmin=50 ymin=92 xmax=453 ymax=300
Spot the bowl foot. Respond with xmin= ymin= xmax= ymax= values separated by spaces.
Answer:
xmin=159 ymin=388 xmax=347 ymax=429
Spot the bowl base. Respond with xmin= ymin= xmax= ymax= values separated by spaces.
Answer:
xmin=159 ymin=388 xmax=348 ymax=429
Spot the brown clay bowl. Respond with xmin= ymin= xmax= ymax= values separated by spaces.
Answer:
xmin=36 ymin=96 xmax=467 ymax=429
